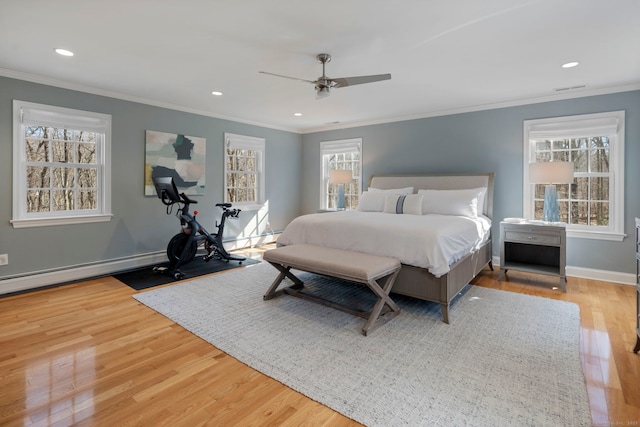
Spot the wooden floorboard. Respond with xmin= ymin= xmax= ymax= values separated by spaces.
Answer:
xmin=0 ymin=246 xmax=639 ymax=426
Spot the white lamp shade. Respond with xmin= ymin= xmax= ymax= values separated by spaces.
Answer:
xmin=529 ymin=162 xmax=574 ymax=184
xmin=328 ymin=169 xmax=353 ymax=185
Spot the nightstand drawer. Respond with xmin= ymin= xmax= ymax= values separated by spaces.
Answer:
xmin=504 ymin=231 xmax=561 ymax=246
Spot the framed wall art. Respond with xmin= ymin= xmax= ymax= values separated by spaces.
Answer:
xmin=144 ymin=130 xmax=206 ymax=196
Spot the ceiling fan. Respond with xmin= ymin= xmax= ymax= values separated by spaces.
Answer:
xmin=259 ymin=53 xmax=391 ymax=99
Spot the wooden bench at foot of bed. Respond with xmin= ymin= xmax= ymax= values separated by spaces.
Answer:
xmin=263 ymin=244 xmax=401 ymax=336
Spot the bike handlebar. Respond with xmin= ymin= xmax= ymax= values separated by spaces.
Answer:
xmin=160 ymin=195 xmax=240 ymax=218
xmin=180 ymin=193 xmax=198 ymax=205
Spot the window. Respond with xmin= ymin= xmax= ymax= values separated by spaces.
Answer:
xmin=523 ymin=111 xmax=625 ymax=241
xmin=12 ymin=100 xmax=112 ymax=228
xmin=320 ymin=138 xmax=362 ymax=210
xmin=224 ymin=133 xmax=265 ymax=209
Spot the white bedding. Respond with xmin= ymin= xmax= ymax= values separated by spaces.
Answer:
xmin=277 ymin=211 xmax=492 ymax=277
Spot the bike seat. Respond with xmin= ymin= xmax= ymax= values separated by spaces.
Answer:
xmin=216 ymin=203 xmax=232 ymax=208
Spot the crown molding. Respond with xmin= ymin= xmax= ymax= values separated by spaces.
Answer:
xmin=300 ymin=82 xmax=640 ymax=134
xmin=2 ymin=67 xmax=638 ymax=135
xmin=0 ymin=68 xmax=300 ymax=134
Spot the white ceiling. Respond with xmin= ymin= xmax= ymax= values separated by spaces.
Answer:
xmin=1 ymin=0 xmax=639 ymax=133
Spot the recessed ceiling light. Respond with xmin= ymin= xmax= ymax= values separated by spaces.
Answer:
xmin=562 ymin=61 xmax=579 ymax=68
xmin=54 ymin=48 xmax=74 ymax=57
xmin=294 ymin=113 xmax=302 ymax=117
xmin=211 ymin=91 xmax=223 ymax=96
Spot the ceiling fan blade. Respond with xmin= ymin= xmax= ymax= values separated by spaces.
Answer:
xmin=258 ymin=71 xmax=316 ymax=84
xmin=330 ymin=73 xmax=391 ymax=88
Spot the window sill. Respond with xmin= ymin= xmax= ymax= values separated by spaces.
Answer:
xmin=566 ymin=229 xmax=626 ymax=241
xmin=11 ymin=214 xmax=113 ymax=228
xmin=232 ymin=203 xmax=264 ymax=212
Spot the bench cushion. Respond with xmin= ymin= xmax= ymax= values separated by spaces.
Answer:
xmin=264 ymin=244 xmax=400 ymax=283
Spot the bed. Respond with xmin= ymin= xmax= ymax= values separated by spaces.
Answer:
xmin=277 ymin=173 xmax=495 ymax=323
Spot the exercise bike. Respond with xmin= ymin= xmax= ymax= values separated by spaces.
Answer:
xmin=152 ymin=176 xmax=245 ymax=280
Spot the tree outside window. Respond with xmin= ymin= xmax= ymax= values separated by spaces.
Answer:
xmin=532 ymin=136 xmax=610 ymax=226
xmin=523 ymin=111 xmax=624 ymax=241
xmin=12 ymin=100 xmax=111 ymax=228
xmin=224 ymin=133 xmax=265 ymax=208
xmin=25 ymin=126 xmax=98 ymax=213
xmin=226 ymin=148 xmax=258 ymax=203
xmin=320 ymin=139 xmax=362 ymax=210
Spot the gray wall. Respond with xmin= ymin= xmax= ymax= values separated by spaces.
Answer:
xmin=0 ymin=76 xmax=302 ymax=278
xmin=1 ymin=74 xmax=637 ymax=280
xmin=301 ymin=90 xmax=640 ymax=274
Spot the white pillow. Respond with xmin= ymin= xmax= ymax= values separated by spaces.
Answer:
xmin=356 ymin=191 xmax=387 ymax=212
xmin=471 ymin=187 xmax=487 ymax=216
xmin=367 ymin=186 xmax=414 ymax=195
xmin=383 ymin=194 xmax=423 ymax=215
xmin=417 ymin=188 xmax=480 ymax=218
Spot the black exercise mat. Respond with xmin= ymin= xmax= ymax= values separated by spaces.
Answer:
xmin=115 ymin=257 xmax=260 ymax=290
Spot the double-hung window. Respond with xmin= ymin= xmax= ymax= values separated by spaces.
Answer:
xmin=224 ymin=133 xmax=265 ymax=209
xmin=320 ymin=138 xmax=362 ymax=210
xmin=12 ymin=100 xmax=112 ymax=228
xmin=523 ymin=111 xmax=625 ymax=241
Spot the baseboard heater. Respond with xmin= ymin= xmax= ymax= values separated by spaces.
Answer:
xmin=0 ymin=233 xmax=280 ymax=296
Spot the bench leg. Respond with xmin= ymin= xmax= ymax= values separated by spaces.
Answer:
xmin=264 ymin=261 xmax=401 ymax=336
xmin=362 ymin=269 xmax=401 ymax=336
xmin=263 ymin=262 xmax=304 ymax=300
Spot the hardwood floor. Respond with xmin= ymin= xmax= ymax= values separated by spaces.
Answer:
xmin=1 ymin=248 xmax=639 ymax=426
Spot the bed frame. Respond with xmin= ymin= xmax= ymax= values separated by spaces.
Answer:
xmin=368 ymin=173 xmax=495 ymax=323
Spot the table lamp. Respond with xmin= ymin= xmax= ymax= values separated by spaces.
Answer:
xmin=328 ymin=169 xmax=353 ymax=210
xmin=529 ymin=161 xmax=574 ymax=222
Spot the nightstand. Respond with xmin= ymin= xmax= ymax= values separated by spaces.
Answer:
xmin=498 ymin=220 xmax=567 ymax=291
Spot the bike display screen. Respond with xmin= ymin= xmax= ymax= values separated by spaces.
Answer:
xmin=152 ymin=176 xmax=181 ymax=202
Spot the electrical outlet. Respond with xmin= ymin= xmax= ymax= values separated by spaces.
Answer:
xmin=0 ymin=254 xmax=7 ymax=265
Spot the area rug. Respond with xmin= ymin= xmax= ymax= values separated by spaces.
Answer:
xmin=133 ymin=263 xmax=592 ymax=426
xmin=115 ymin=257 xmax=259 ymax=290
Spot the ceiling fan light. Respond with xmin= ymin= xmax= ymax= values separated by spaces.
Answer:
xmin=316 ymin=86 xmax=330 ymax=98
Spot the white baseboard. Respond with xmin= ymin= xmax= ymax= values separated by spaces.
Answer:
xmin=4 ymin=238 xmax=631 ymax=297
xmin=492 ymin=256 xmax=635 ymax=286
xmin=225 ymin=232 xmax=279 ymax=251
xmin=0 ymin=251 xmax=167 ymax=296
xmin=0 ymin=233 xmax=281 ymax=296
xmin=564 ymin=266 xmax=635 ymax=286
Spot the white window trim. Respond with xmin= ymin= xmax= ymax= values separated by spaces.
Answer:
xmin=523 ymin=111 xmax=625 ymax=241
xmin=223 ymin=132 xmax=265 ymax=211
xmin=12 ymin=100 xmax=112 ymax=228
xmin=319 ymin=138 xmax=362 ymax=209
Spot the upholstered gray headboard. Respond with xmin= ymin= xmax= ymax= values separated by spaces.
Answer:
xmin=368 ymin=173 xmax=495 ymax=219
